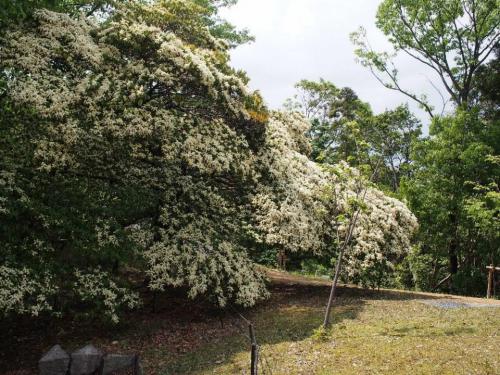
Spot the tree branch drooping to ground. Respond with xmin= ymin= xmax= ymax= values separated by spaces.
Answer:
xmin=252 ymin=112 xmax=418 ymax=325
xmin=0 ymin=1 xmax=419 ymax=323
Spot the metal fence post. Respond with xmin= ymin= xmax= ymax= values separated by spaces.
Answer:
xmin=249 ymin=324 xmax=258 ymax=375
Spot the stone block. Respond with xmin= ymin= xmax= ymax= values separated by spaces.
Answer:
xmin=70 ymin=345 xmax=103 ymax=375
xmin=39 ymin=345 xmax=70 ymax=375
xmin=102 ymin=354 xmax=135 ymax=374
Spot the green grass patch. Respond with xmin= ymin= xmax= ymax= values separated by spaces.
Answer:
xmin=3 ymin=271 xmax=498 ymax=374
xmin=153 ymin=279 xmax=500 ymax=375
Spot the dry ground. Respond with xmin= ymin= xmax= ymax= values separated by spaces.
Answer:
xmin=1 ymin=269 xmax=499 ymax=374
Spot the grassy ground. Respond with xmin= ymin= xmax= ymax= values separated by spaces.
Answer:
xmin=2 ymin=270 xmax=499 ymax=374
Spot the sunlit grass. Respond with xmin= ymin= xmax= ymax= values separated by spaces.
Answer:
xmin=154 ymin=280 xmax=500 ymax=375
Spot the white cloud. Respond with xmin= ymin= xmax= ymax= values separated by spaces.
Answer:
xmin=220 ymin=0 xmax=451 ymax=129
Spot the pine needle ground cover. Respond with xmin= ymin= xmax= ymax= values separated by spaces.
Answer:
xmin=2 ymin=270 xmax=499 ymax=374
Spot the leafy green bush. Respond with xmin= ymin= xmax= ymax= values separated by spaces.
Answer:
xmin=300 ymin=259 xmax=330 ymax=277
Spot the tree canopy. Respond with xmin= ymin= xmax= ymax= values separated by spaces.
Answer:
xmin=0 ymin=1 xmax=418 ymax=322
xmin=351 ymin=0 xmax=500 ymax=117
xmin=287 ymin=79 xmax=422 ymax=192
xmin=401 ymin=108 xmax=499 ymax=293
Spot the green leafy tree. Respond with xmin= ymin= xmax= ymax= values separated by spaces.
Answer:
xmin=370 ymin=105 xmax=422 ymax=191
xmin=287 ymin=79 xmax=422 ymax=192
xmin=465 ymin=177 xmax=500 ymax=260
xmin=401 ymin=109 xmax=499 ymax=294
xmin=192 ymin=0 xmax=254 ymax=47
xmin=0 ymin=1 xmax=267 ymax=321
xmin=351 ymin=0 xmax=500 ymax=117
xmin=285 ymin=79 xmax=374 ymax=166
xmin=350 ymin=0 xmax=499 ymax=295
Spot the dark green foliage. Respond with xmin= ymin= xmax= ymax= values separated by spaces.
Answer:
xmin=402 ymin=108 xmax=499 ymax=294
xmin=289 ymin=79 xmax=422 ymax=193
xmin=299 ymin=259 xmax=330 ymax=277
xmin=0 ymin=0 xmax=266 ymax=321
xmin=370 ymin=105 xmax=422 ymax=191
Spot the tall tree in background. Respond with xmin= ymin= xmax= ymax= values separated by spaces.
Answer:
xmin=351 ymin=0 xmax=499 ymax=294
xmin=286 ymin=79 xmax=373 ymax=167
xmin=401 ymin=108 xmax=499 ymax=294
xmin=287 ymin=79 xmax=421 ymax=192
xmin=351 ymin=0 xmax=500 ymax=117
xmin=371 ymin=105 xmax=422 ymax=191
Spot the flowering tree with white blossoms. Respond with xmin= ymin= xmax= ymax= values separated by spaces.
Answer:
xmin=0 ymin=0 xmax=417 ymax=323
xmin=0 ymin=1 xmax=268 ymax=320
xmin=252 ymin=111 xmax=418 ymax=323
xmin=252 ymin=111 xmax=328 ymax=255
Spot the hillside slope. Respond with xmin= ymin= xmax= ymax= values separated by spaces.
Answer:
xmin=2 ymin=269 xmax=499 ymax=374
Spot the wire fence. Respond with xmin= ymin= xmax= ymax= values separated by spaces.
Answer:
xmin=227 ymin=303 xmax=274 ymax=375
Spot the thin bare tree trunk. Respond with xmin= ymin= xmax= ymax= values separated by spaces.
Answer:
xmin=323 ymin=246 xmax=346 ymax=327
xmin=322 ymin=215 xmax=358 ymax=328
xmin=323 ymin=159 xmax=382 ymax=329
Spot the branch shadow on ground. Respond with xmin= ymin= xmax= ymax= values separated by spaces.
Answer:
xmin=157 ymin=282 xmax=365 ymax=374
xmin=156 ymin=277 xmax=467 ymax=375
xmin=0 ymin=273 xmax=465 ymax=374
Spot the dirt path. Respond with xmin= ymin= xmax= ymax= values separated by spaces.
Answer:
xmin=265 ymin=268 xmax=500 ymax=306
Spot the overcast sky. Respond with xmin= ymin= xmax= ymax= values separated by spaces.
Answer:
xmin=220 ymin=0 xmax=451 ymax=128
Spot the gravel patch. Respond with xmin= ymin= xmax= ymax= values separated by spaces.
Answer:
xmin=420 ymin=299 xmax=500 ymax=309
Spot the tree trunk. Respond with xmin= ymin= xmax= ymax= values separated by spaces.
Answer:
xmin=448 ymin=238 xmax=459 ymax=292
xmin=448 ymin=212 xmax=459 ymax=291
xmin=448 ymin=240 xmax=458 ymax=275
xmin=323 ymin=248 xmax=345 ymax=328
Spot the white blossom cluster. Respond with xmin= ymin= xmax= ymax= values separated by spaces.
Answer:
xmin=0 ymin=266 xmax=57 ymax=317
xmin=326 ymin=163 xmax=419 ymax=284
xmin=0 ymin=4 xmax=268 ymax=317
xmin=146 ymin=236 xmax=269 ymax=307
xmin=0 ymin=3 xmax=417 ymax=321
xmin=74 ymin=269 xmax=141 ymax=323
xmin=252 ymin=112 xmax=328 ymax=253
xmin=253 ymin=111 xmax=418 ymax=281
xmin=338 ymin=188 xmax=418 ymax=283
